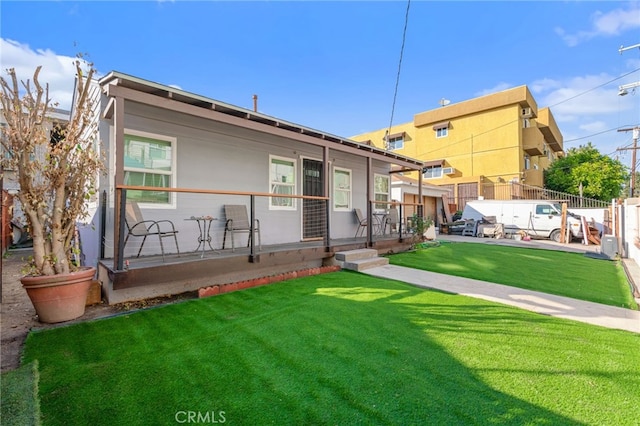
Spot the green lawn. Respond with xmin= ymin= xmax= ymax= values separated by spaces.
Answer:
xmin=389 ymin=242 xmax=637 ymax=309
xmin=21 ymin=272 xmax=640 ymax=425
xmin=0 ymin=361 xmax=41 ymax=425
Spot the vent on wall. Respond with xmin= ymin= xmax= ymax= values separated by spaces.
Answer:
xmin=521 ymin=107 xmax=532 ymax=118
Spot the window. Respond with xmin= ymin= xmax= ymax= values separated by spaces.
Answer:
xmin=523 ymin=118 xmax=530 ymax=128
xmin=374 ymin=174 xmax=390 ymax=211
xmin=436 ymin=127 xmax=448 ymax=138
xmin=270 ymin=155 xmax=296 ymax=209
xmin=423 ymin=166 xmax=443 ymax=179
xmin=524 ymin=154 xmax=531 ymax=170
xmin=333 ymin=167 xmax=351 ymax=211
xmin=388 ymin=135 xmax=404 ymax=150
xmin=124 ymin=131 xmax=176 ymax=206
xmin=433 ymin=122 xmax=450 ymax=138
xmin=536 ymin=204 xmax=559 ymax=215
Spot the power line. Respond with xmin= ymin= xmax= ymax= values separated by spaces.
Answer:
xmin=547 ymin=66 xmax=640 ymax=108
xmin=386 ymin=0 xmax=411 ymax=150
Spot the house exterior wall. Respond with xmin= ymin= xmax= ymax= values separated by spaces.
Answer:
xmin=99 ymin=100 xmax=391 ymax=258
xmin=350 ymin=85 xmax=564 ymax=210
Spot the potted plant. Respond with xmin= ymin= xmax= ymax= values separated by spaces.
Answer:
xmin=0 ymin=58 xmax=103 ymax=323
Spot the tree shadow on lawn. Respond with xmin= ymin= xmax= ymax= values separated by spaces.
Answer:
xmin=22 ymin=272 xmax=623 ymax=425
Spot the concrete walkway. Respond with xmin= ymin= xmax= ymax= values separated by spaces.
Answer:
xmin=362 ymin=264 xmax=640 ymax=333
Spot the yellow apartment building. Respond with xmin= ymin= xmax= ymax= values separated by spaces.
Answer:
xmin=351 ymin=85 xmax=564 ymax=210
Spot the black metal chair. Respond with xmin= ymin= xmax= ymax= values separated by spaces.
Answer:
xmin=383 ymin=207 xmax=403 ymax=235
xmin=222 ymin=205 xmax=261 ymax=251
xmin=354 ymin=208 xmax=368 ymax=237
xmin=124 ymin=201 xmax=180 ymax=261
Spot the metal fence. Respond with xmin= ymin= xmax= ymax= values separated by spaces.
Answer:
xmin=476 ymin=182 xmax=610 ymax=209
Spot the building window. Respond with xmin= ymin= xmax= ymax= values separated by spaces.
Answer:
xmin=374 ymin=174 xmax=390 ymax=211
xmin=523 ymin=118 xmax=530 ymax=128
xmin=124 ymin=131 xmax=176 ymax=206
xmin=423 ymin=166 xmax=443 ymax=179
xmin=333 ymin=167 xmax=351 ymax=211
xmin=436 ymin=127 xmax=448 ymax=138
xmin=433 ymin=122 xmax=450 ymax=138
xmin=388 ymin=135 xmax=404 ymax=150
xmin=524 ymin=154 xmax=531 ymax=170
xmin=270 ymin=155 xmax=296 ymax=209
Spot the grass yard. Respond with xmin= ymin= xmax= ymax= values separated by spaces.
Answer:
xmin=0 ymin=361 xmax=41 ymax=425
xmin=21 ymin=271 xmax=640 ymax=425
xmin=389 ymin=242 xmax=637 ymax=309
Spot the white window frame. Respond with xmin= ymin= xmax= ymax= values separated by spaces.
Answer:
xmin=388 ymin=135 xmax=404 ymax=150
xmin=423 ymin=166 xmax=443 ymax=179
xmin=524 ymin=154 xmax=531 ymax=170
xmin=123 ymin=129 xmax=177 ymax=209
xmin=374 ymin=174 xmax=390 ymax=211
xmin=269 ymin=155 xmax=296 ymax=210
xmin=333 ymin=167 xmax=352 ymax=212
xmin=436 ymin=127 xmax=448 ymax=138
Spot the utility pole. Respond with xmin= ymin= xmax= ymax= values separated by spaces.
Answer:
xmin=617 ymin=43 xmax=639 ymax=197
xmin=617 ymin=127 xmax=639 ymax=197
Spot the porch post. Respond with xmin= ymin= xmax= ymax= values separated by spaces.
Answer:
xmin=116 ymin=189 xmax=127 ymax=271
xmin=367 ymin=157 xmax=373 ymax=247
xmin=113 ymin=96 xmax=125 ymax=270
xmin=417 ymin=165 xmax=424 ymax=218
xmin=323 ymin=146 xmax=331 ymax=250
xmin=249 ymin=194 xmax=256 ymax=263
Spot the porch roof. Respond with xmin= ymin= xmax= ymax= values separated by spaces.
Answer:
xmin=99 ymin=71 xmax=424 ymax=171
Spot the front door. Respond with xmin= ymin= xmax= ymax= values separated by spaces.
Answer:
xmin=302 ymin=159 xmax=325 ymax=240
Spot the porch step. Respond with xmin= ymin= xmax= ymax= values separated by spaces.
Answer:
xmin=335 ymin=249 xmax=379 ymax=262
xmin=335 ymin=249 xmax=389 ymax=272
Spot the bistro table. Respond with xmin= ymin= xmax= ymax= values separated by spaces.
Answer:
xmin=185 ymin=216 xmax=218 ymax=258
xmin=373 ymin=212 xmax=388 ymax=235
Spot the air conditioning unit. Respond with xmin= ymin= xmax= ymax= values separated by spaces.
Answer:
xmin=443 ymin=167 xmax=455 ymax=175
xmin=521 ymin=107 xmax=532 ymax=118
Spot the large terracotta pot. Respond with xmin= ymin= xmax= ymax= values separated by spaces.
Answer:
xmin=21 ymin=267 xmax=96 ymax=323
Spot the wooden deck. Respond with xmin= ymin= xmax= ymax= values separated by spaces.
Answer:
xmin=98 ymin=235 xmax=413 ymax=304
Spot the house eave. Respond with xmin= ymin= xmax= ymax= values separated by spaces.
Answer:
xmin=100 ymin=71 xmax=424 ymax=169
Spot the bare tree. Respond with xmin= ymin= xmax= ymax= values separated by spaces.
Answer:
xmin=0 ymin=59 xmax=103 ymax=276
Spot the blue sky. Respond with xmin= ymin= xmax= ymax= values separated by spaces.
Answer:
xmin=1 ymin=1 xmax=639 ymax=169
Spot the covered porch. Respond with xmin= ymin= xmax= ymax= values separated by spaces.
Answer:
xmin=94 ymin=72 xmax=428 ymax=304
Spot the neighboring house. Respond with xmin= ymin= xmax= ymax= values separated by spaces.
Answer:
xmin=85 ymin=71 xmax=426 ymax=303
xmin=350 ymin=85 xmax=564 ymax=210
xmin=390 ymin=174 xmax=452 ymax=224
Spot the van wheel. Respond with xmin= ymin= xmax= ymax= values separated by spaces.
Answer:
xmin=550 ymin=230 xmax=561 ymax=243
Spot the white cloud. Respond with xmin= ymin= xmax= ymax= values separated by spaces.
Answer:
xmin=556 ymin=3 xmax=640 ymax=47
xmin=533 ymin=73 xmax=637 ymax=121
xmin=579 ymin=120 xmax=608 ymax=133
xmin=0 ymin=39 xmax=83 ymax=110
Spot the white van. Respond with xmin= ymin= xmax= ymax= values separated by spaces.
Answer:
xmin=461 ymin=200 xmax=582 ymax=242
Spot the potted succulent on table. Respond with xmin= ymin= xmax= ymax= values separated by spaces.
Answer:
xmin=0 ymin=58 xmax=103 ymax=323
